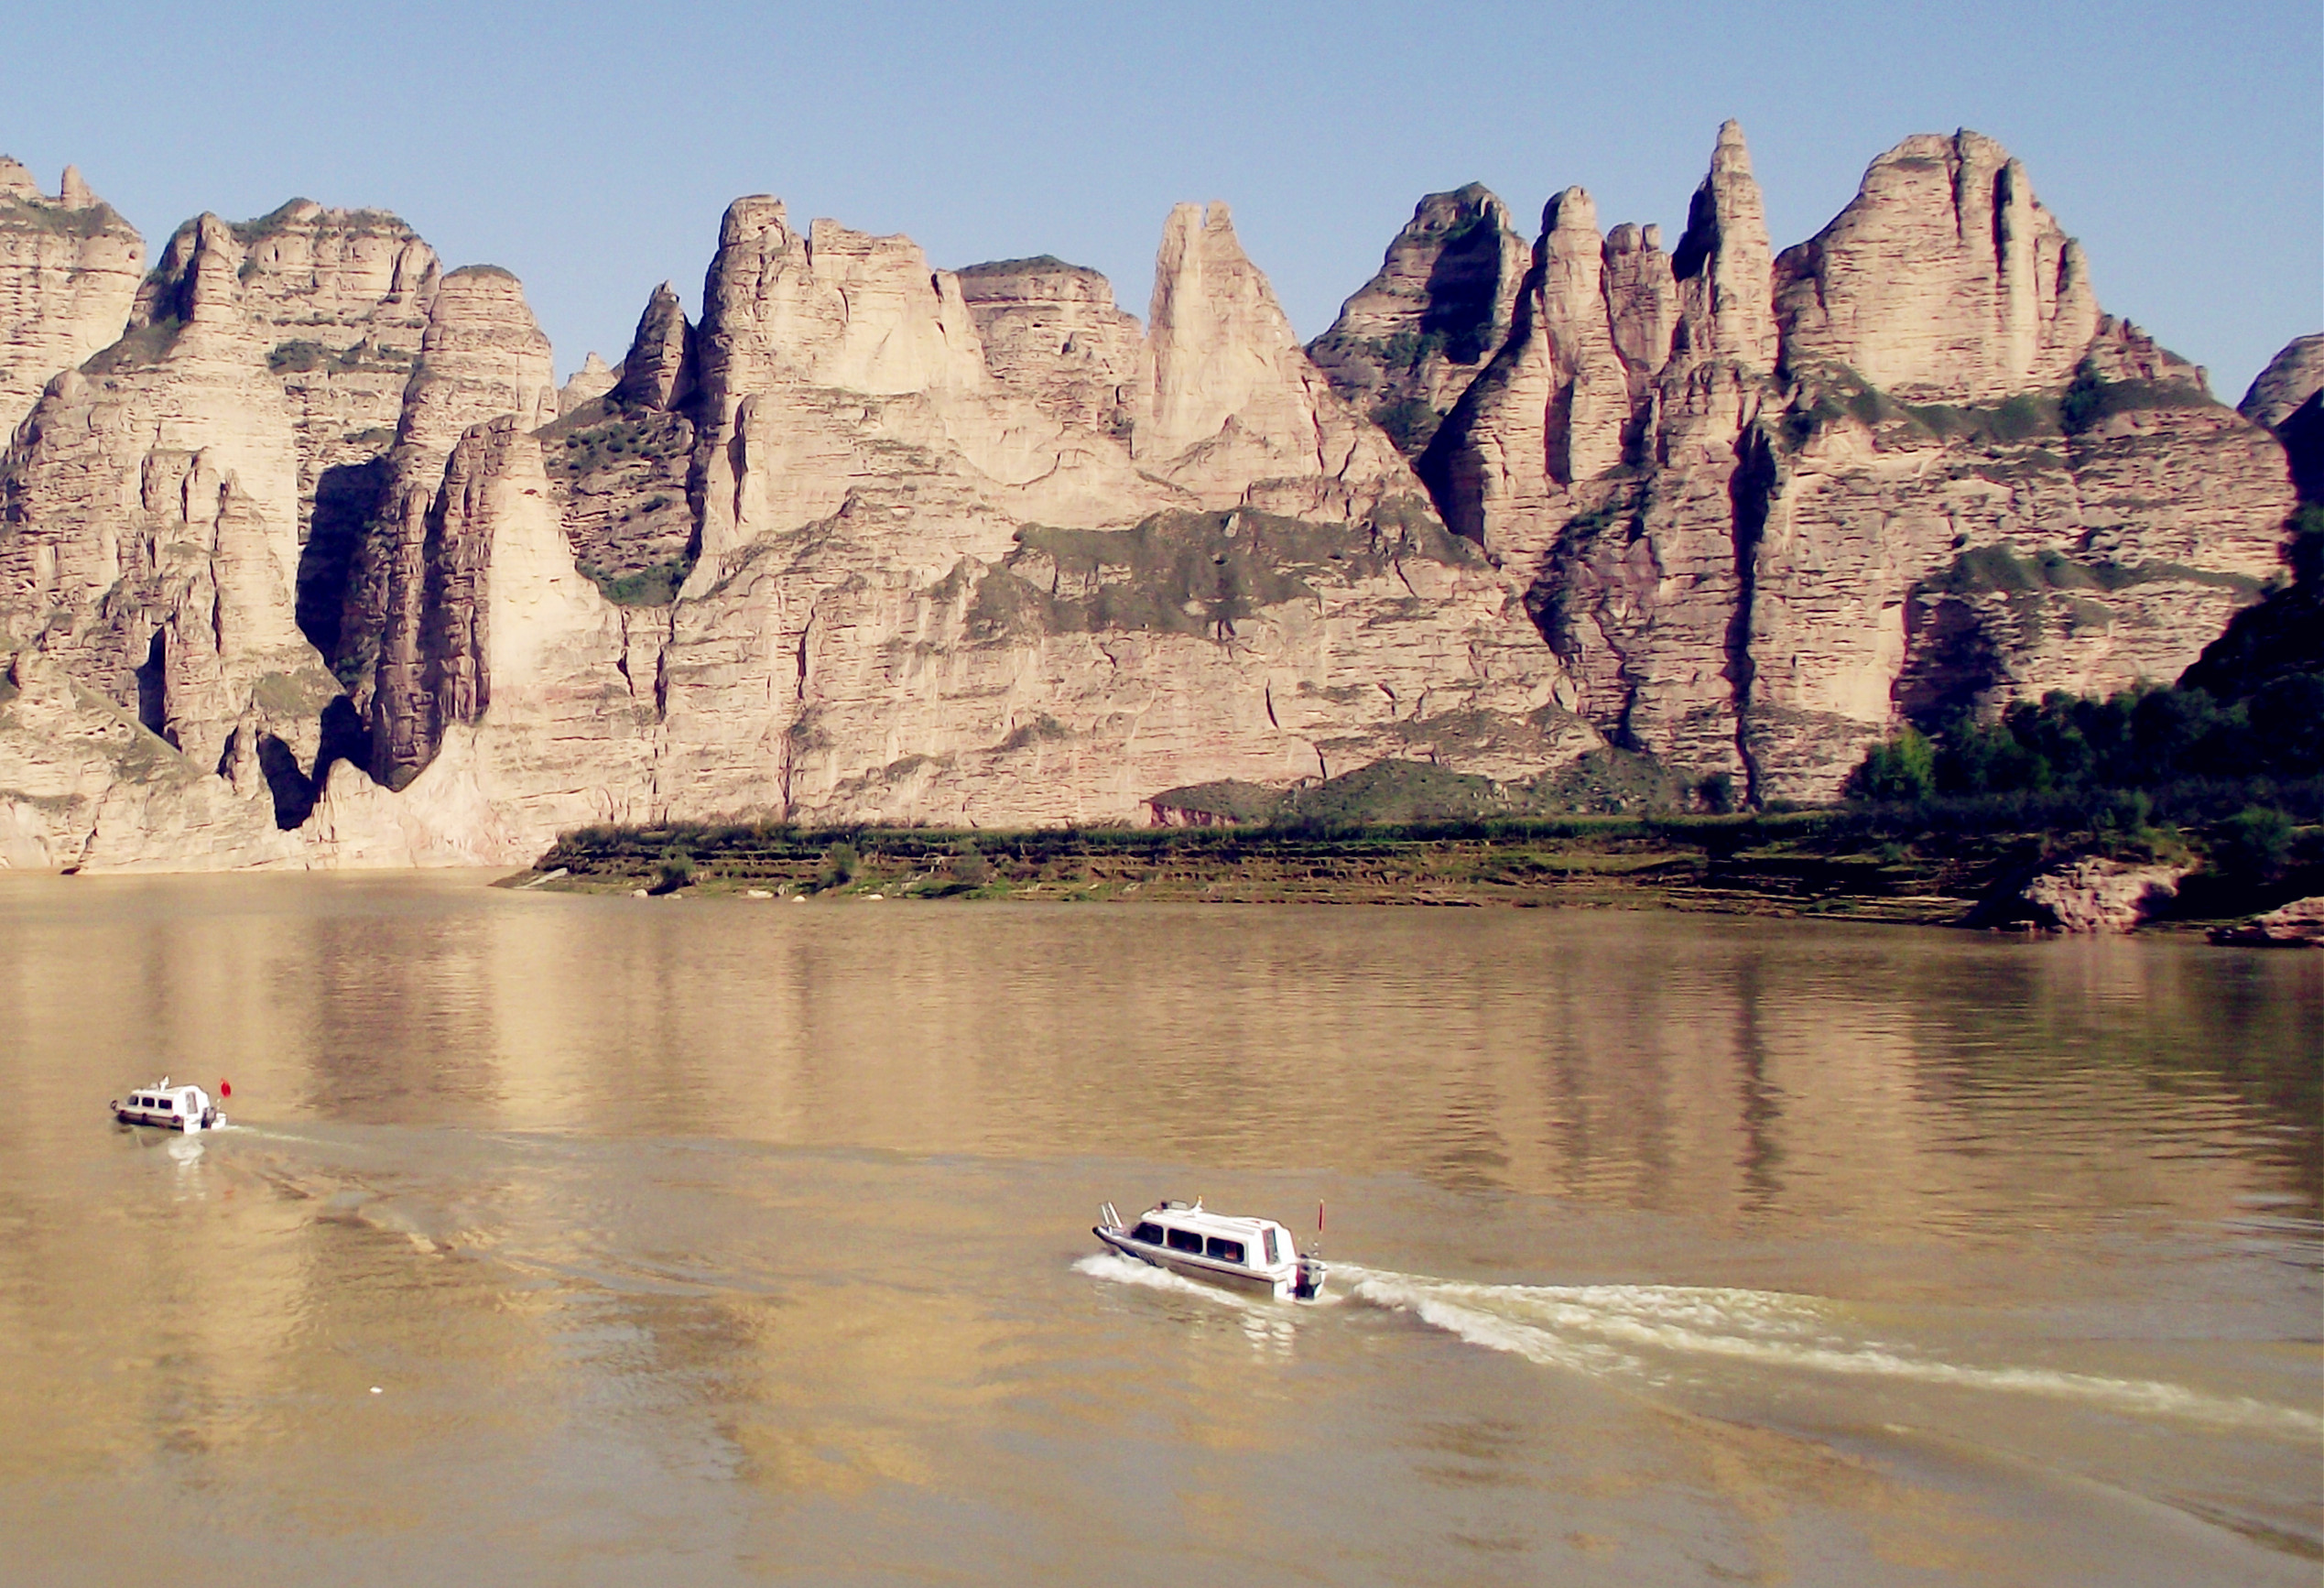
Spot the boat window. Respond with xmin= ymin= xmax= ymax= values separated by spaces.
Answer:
xmin=157 ymin=1097 xmax=174 ymax=1111
xmin=1262 ymin=1229 xmax=1280 ymax=1265
xmin=1205 ymin=1236 xmax=1245 ymax=1265
xmin=1165 ymin=1227 xmax=1203 ymax=1254
xmin=1132 ymin=1222 xmax=1166 ymax=1245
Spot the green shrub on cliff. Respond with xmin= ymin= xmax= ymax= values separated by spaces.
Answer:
xmin=1846 ymin=727 xmax=1936 ymax=801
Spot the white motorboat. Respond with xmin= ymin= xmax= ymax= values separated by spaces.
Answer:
xmin=110 ymin=1078 xmax=225 ymax=1133
xmin=1095 ymin=1199 xmax=1326 ymax=1301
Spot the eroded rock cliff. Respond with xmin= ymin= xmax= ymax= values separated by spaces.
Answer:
xmin=1303 ymin=183 xmax=1529 ymax=457
xmin=0 ymin=160 xmax=145 ymax=433
xmin=1385 ymin=122 xmax=2297 ymax=799
xmin=0 ymin=126 xmax=2307 ymax=868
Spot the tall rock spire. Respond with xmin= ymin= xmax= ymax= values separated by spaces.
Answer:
xmin=614 ymin=281 xmax=696 ymax=412
xmin=1139 ymin=201 xmax=1306 ymax=462
xmin=1133 ymin=201 xmax=1417 ymax=514
xmin=1670 ymin=119 xmax=1776 ymax=371
xmin=1536 ymin=187 xmax=1628 ymax=484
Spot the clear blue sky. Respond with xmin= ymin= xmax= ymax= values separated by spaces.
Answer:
xmin=7 ymin=2 xmax=2318 ymax=400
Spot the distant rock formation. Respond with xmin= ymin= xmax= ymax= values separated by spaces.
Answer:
xmin=0 ymin=159 xmax=145 ymax=433
xmin=1376 ymin=122 xmax=2298 ymax=799
xmin=0 ymin=128 xmax=2308 ymax=868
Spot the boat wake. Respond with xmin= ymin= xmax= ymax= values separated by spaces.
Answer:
xmin=1336 ymin=1264 xmax=2320 ymax=1438
xmin=1074 ymin=1250 xmax=1273 ymax=1311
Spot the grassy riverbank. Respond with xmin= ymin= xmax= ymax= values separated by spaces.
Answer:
xmin=514 ymin=793 xmax=2323 ymax=930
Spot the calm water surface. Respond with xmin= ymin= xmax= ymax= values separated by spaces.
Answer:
xmin=0 ymin=875 xmax=2317 ymax=1585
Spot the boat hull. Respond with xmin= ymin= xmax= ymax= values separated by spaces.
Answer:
xmin=110 ymin=1106 xmax=223 ymax=1132
xmin=1095 ymin=1226 xmax=1296 ymax=1300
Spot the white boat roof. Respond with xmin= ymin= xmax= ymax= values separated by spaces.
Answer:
xmin=1141 ymin=1204 xmax=1285 ymax=1238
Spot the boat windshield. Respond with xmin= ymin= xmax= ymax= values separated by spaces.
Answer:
xmin=1131 ymin=1222 xmax=1166 ymax=1245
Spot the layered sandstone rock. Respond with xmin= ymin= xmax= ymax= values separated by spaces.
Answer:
xmin=1773 ymin=131 xmax=2097 ymax=400
xmin=1602 ymin=223 xmax=1677 ymax=401
xmin=2240 ymin=335 xmax=2324 ymax=430
xmin=956 ymin=256 xmax=1146 ymax=436
xmin=136 ymin=201 xmax=440 ymax=537
xmin=2243 ymin=334 xmax=2324 ymax=502
xmin=645 ymin=503 xmax=1572 ymax=832
xmin=364 ymin=266 xmax=559 ymax=786
xmin=1135 ymin=202 xmax=1416 ymax=517
xmin=0 ymin=125 xmax=2306 ymax=870
xmin=1413 ymin=144 xmax=1756 ymax=594
xmin=376 ymin=199 xmax=1558 ymax=843
xmin=0 ymin=160 xmax=143 ymax=432
xmin=1409 ymin=121 xmax=2296 ymax=799
xmin=1672 ymin=120 xmax=1776 ymax=371
xmin=685 ymin=200 xmax=1015 ymax=573
xmin=531 ymin=285 xmax=702 ymax=593
xmin=559 ymin=352 xmax=617 ymax=414
xmin=0 ymin=206 xmax=339 ymax=786
xmin=2209 ymin=897 xmax=2324 ymax=947
xmin=614 ymin=283 xmax=695 ymax=412
xmin=1304 ymin=184 xmax=1530 ymax=454
xmin=2016 ymin=856 xmax=2190 ymax=933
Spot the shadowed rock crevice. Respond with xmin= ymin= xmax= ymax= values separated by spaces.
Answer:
xmin=255 ymin=733 xmax=316 ymax=829
xmin=1723 ymin=424 xmax=1777 ymax=801
xmin=297 ymin=456 xmax=389 ymax=665
xmin=133 ymin=628 xmax=171 ymax=742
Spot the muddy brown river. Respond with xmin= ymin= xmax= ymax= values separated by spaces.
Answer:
xmin=0 ymin=874 xmax=2316 ymax=1584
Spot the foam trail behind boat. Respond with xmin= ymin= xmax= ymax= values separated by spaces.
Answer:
xmin=1338 ymin=1265 xmax=2320 ymax=1438
xmin=1074 ymin=1251 xmax=1272 ymax=1311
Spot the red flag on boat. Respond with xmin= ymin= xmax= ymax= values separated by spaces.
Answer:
xmin=219 ymin=1079 xmax=231 ymax=1098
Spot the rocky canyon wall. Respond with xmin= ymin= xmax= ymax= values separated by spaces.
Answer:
xmin=1365 ymin=124 xmax=2297 ymax=799
xmin=0 ymin=129 xmax=2305 ymax=868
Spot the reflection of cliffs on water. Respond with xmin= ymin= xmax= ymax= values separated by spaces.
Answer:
xmin=3 ymin=876 xmax=2311 ymax=1220
xmin=0 ymin=127 xmax=2311 ymax=870
xmin=1 ymin=883 xmax=2317 ymax=1578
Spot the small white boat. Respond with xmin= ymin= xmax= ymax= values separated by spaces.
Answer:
xmin=110 ymin=1077 xmax=225 ymax=1133
xmin=1095 ymin=1199 xmax=1326 ymax=1301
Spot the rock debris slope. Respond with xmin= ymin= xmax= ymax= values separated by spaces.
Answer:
xmin=0 ymin=128 xmax=2307 ymax=868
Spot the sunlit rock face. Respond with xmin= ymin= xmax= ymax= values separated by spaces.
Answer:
xmin=1390 ymin=122 xmax=2297 ymax=799
xmin=0 ymin=122 xmax=2307 ymax=867
xmin=0 ymin=160 xmax=146 ymax=436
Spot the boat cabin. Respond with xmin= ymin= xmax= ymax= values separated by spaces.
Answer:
xmin=1127 ymin=1207 xmax=1295 ymax=1271
xmin=1095 ymin=1199 xmax=1321 ymax=1300
xmin=111 ymin=1081 xmax=222 ymax=1133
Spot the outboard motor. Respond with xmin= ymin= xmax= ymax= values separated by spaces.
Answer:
xmin=1292 ymin=1198 xmax=1327 ymax=1300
